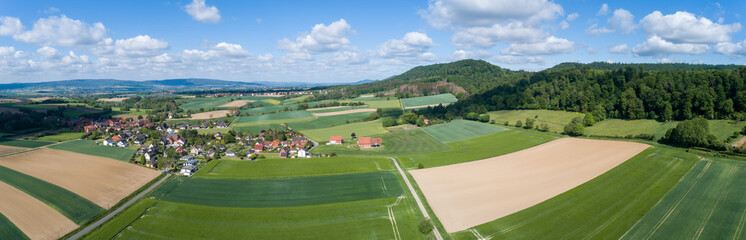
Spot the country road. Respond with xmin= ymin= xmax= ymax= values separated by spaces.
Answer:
xmin=389 ymin=157 xmax=443 ymax=240
xmin=67 ymin=173 xmax=170 ymax=240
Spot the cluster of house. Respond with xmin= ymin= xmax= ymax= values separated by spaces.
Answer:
xmin=83 ymin=118 xmax=153 ymax=133
xmin=328 ymin=136 xmax=382 ymax=149
xmin=252 ymin=135 xmax=311 ymax=158
xmin=161 ymin=118 xmax=229 ymax=129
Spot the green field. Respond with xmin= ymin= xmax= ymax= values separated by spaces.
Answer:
xmin=35 ymin=132 xmax=85 ymax=142
xmin=312 ymin=128 xmax=451 ymax=156
xmin=241 ymin=104 xmax=298 ymax=114
xmin=422 ymin=120 xmax=507 ymax=143
xmin=489 ymin=109 xmax=584 ymax=133
xmin=196 ymin=157 xmax=394 ymax=178
xmin=306 ymin=105 xmax=369 ymax=113
xmin=400 ymin=129 xmax=557 ymax=169
xmin=94 ymin=197 xmax=422 ymax=240
xmin=0 ymin=213 xmax=27 ymax=240
xmin=233 ymin=111 xmax=313 ymax=126
xmin=586 ymin=119 xmax=678 ymax=139
xmin=281 ymin=95 xmax=313 ymax=104
xmin=195 ymin=127 xmax=232 ymax=134
xmin=288 ymin=111 xmax=373 ymax=130
xmin=47 ymin=139 xmax=136 ymax=162
xmin=0 ymin=165 xmax=104 ymax=224
xmin=451 ymin=146 xmax=698 ymax=240
xmin=299 ymin=119 xmax=388 ymax=142
xmin=401 ymin=94 xmax=457 ymax=108
xmin=111 ymin=107 xmax=150 ymax=117
xmin=153 ymin=171 xmax=403 ymax=208
xmin=180 ymin=96 xmax=277 ymax=111
xmin=82 ymin=198 xmax=158 ymax=240
xmin=357 ymin=98 xmax=402 ymax=109
xmin=621 ymin=160 xmax=746 ymax=240
xmin=0 ymin=139 xmax=53 ymax=148
xmin=231 ymin=124 xmax=286 ymax=134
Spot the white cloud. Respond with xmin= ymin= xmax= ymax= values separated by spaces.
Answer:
xmin=212 ymin=42 xmax=250 ymax=57
xmin=12 ymin=15 xmax=107 ymax=47
xmin=37 ymin=46 xmax=61 ymax=59
xmin=609 ymin=44 xmax=629 ymax=54
xmin=608 ymin=9 xmax=635 ymax=34
xmin=632 ymin=35 xmax=710 ymax=56
xmin=451 ymin=22 xmax=545 ymax=49
xmin=493 ymin=55 xmax=544 ymax=64
xmin=0 ymin=16 xmax=23 ymax=36
xmin=114 ymin=35 xmax=169 ymax=56
xmin=657 ymin=58 xmax=680 ymax=63
xmin=597 ymin=4 xmax=609 ymax=16
xmin=278 ymin=19 xmax=352 ymax=53
xmin=559 ymin=21 xmax=569 ymax=30
xmin=501 ymin=36 xmax=575 ymax=55
xmin=714 ymin=40 xmax=746 ymax=57
xmin=376 ymin=32 xmax=435 ymax=58
xmin=324 ymin=51 xmax=368 ymax=64
xmin=640 ymin=11 xmax=740 ymax=43
xmin=586 ymin=47 xmax=598 ymax=54
xmin=422 ymin=0 xmax=563 ymax=28
xmin=567 ymin=13 xmax=579 ymax=21
xmin=449 ymin=50 xmax=492 ymax=60
xmin=185 ymin=0 xmax=221 ymax=23
xmin=585 ymin=24 xmax=613 ymax=35
xmin=0 ymin=46 xmax=15 ymax=56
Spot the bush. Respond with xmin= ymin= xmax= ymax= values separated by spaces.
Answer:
xmin=563 ymin=117 xmax=584 ymax=136
xmin=504 ymin=121 xmax=509 ymax=126
xmin=478 ymin=114 xmax=490 ymax=122
xmin=465 ymin=112 xmax=479 ymax=120
xmin=661 ymin=118 xmax=724 ymax=150
xmin=418 ymin=220 xmax=433 ymax=234
xmin=515 ymin=120 xmax=523 ymax=128
xmin=583 ymin=113 xmax=595 ymax=126
xmin=382 ymin=117 xmax=398 ymax=127
xmin=538 ymin=124 xmax=550 ymax=132
xmin=524 ymin=118 xmax=535 ymax=129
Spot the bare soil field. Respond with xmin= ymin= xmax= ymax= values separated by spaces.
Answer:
xmin=410 ymin=138 xmax=649 ymax=233
xmin=0 ymin=145 xmax=26 ymax=155
xmin=403 ymin=102 xmax=453 ymax=110
xmin=312 ymin=108 xmax=376 ymax=117
xmin=0 ymin=98 xmax=21 ymax=103
xmin=0 ymin=181 xmax=78 ymax=240
xmin=0 ymin=148 xmax=160 ymax=209
xmin=188 ymin=110 xmax=231 ymax=120
xmin=218 ymin=100 xmax=255 ymax=108
xmin=29 ymin=97 xmax=52 ymax=102
xmin=98 ymin=97 xmax=129 ymax=102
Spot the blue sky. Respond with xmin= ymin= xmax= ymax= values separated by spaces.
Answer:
xmin=0 ymin=0 xmax=745 ymax=83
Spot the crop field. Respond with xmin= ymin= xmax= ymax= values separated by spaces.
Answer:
xmin=187 ymin=110 xmax=231 ymax=119
xmin=196 ymin=157 xmax=394 ymax=179
xmin=488 ymin=110 xmax=584 ymax=133
xmin=449 ymin=146 xmax=698 ymax=240
xmin=621 ymin=160 xmax=746 ymax=240
xmin=288 ymin=111 xmax=373 ymax=130
xmin=0 ymin=138 xmax=53 ymax=148
xmin=241 ymin=104 xmax=298 ymax=114
xmin=233 ymin=111 xmax=314 ymax=126
xmin=0 ymin=148 xmax=160 ymax=208
xmin=298 ymin=119 xmax=388 ymax=142
xmin=312 ymin=108 xmax=377 ymax=117
xmin=217 ymin=99 xmax=255 ymax=108
xmin=399 ymin=129 xmax=558 ymax=169
xmin=0 ymin=213 xmax=27 ymax=240
xmin=0 ymin=165 xmax=103 ymax=223
xmin=35 ymin=132 xmax=85 ymax=142
xmin=312 ymin=128 xmax=451 ymax=156
xmin=281 ymin=94 xmax=312 ymax=104
xmin=231 ymin=124 xmax=286 ymax=134
xmin=422 ymin=120 xmax=507 ymax=143
xmin=307 ymin=105 xmax=367 ymax=113
xmin=91 ymin=197 xmax=423 ymax=240
xmin=180 ymin=96 xmax=276 ymax=111
xmin=0 ymin=145 xmax=25 ymax=156
xmin=401 ymin=94 xmax=457 ymax=108
xmin=47 ymin=139 xmax=136 ymax=162
xmin=153 ymin=171 xmax=403 ymax=208
xmin=586 ymin=119 xmax=678 ymax=139
xmin=0 ymin=181 xmax=79 ymax=240
xmin=341 ymin=98 xmax=401 ymax=109
xmin=411 ymin=138 xmax=650 ymax=233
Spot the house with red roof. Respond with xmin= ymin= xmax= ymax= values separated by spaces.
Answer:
xmin=358 ymin=137 xmax=382 ymax=149
xmin=329 ymin=136 xmax=343 ymax=145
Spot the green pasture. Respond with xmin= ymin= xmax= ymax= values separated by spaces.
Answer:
xmin=233 ymin=111 xmax=313 ymax=125
xmin=298 ymin=119 xmax=388 ymax=142
xmin=489 ymin=109 xmax=584 ymax=133
xmin=306 ymin=105 xmax=369 ymax=113
xmin=47 ymin=139 xmax=136 ymax=162
xmin=422 ymin=120 xmax=507 ymax=143
xmin=401 ymin=94 xmax=457 ymax=108
xmin=288 ymin=111 xmax=373 ymax=130
xmin=231 ymin=124 xmax=286 ymax=134
xmin=341 ymin=98 xmax=401 ymax=109
xmin=0 ymin=139 xmax=53 ymax=148
xmin=195 ymin=157 xmax=394 ymax=179
xmin=312 ymin=128 xmax=450 ymax=156
xmin=0 ymin=213 xmax=27 ymax=240
xmin=35 ymin=132 xmax=85 ymax=142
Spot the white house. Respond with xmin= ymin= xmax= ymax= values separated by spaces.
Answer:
xmin=102 ymin=139 xmax=115 ymax=146
xmin=225 ymin=150 xmax=236 ymax=157
xmin=117 ymin=140 xmax=129 ymax=148
xmin=180 ymin=155 xmax=196 ymax=162
xmin=180 ymin=165 xmax=197 ymax=176
xmin=298 ymin=149 xmax=307 ymax=158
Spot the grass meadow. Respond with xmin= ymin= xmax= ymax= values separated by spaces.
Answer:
xmin=35 ymin=132 xmax=85 ymax=142
xmin=299 ymin=119 xmax=388 ymax=142
xmin=47 ymin=140 xmax=136 ymax=162
xmin=451 ymin=146 xmax=698 ymax=240
xmin=0 ymin=139 xmax=54 ymax=148
xmin=422 ymin=120 xmax=507 ymax=143
xmin=401 ymin=94 xmax=457 ymax=108
xmin=195 ymin=157 xmax=394 ymax=179
xmin=288 ymin=111 xmax=373 ymax=130
xmin=180 ymin=96 xmax=280 ymax=111
xmin=311 ymin=128 xmax=451 ymax=156
xmin=488 ymin=109 xmax=584 ymax=133
xmin=233 ymin=111 xmax=313 ymax=126
xmin=0 ymin=213 xmax=27 ymax=240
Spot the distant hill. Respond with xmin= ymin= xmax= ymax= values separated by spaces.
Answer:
xmin=548 ymin=62 xmax=742 ymax=72
xmin=0 ymin=78 xmax=264 ymax=95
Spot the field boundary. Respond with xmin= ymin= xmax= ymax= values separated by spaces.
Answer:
xmin=389 ymin=157 xmax=443 ymax=240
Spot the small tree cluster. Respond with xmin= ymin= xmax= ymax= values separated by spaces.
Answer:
xmin=563 ymin=117 xmax=584 ymax=136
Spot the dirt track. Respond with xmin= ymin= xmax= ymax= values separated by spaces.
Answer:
xmin=0 ymin=181 xmax=78 ymax=240
xmin=0 ymin=145 xmax=26 ymax=155
xmin=311 ymin=108 xmax=376 ymax=117
xmin=0 ymin=148 xmax=160 ymax=209
xmin=218 ymin=100 xmax=255 ymax=108
xmin=410 ymin=138 xmax=649 ymax=233
xmin=188 ymin=110 xmax=231 ymax=119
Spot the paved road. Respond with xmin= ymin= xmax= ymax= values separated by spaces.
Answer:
xmin=67 ymin=173 xmax=170 ymax=240
xmin=389 ymin=157 xmax=443 ymax=240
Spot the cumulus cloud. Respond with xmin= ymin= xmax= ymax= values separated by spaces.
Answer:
xmin=567 ymin=13 xmax=579 ymax=21
xmin=609 ymin=44 xmax=629 ymax=54
xmin=501 ymin=36 xmax=575 ymax=55
xmin=324 ymin=51 xmax=368 ymax=64
xmin=585 ymin=24 xmax=613 ymax=35
xmin=714 ymin=40 xmax=746 ymax=57
xmin=449 ymin=50 xmax=491 ymax=60
xmin=278 ymin=19 xmax=352 ymax=53
xmin=0 ymin=46 xmax=15 ymax=56
xmin=182 ymin=42 xmax=252 ymax=61
xmin=640 ymin=11 xmax=740 ymax=43
xmin=212 ymin=42 xmax=250 ymax=57
xmin=113 ymin=35 xmax=169 ymax=56
xmin=451 ymin=22 xmax=545 ymax=49
xmin=376 ymin=32 xmax=435 ymax=59
xmin=608 ymin=9 xmax=635 ymax=34
xmin=185 ymin=0 xmax=221 ymax=23
xmin=422 ymin=0 xmax=563 ymax=28
xmin=493 ymin=55 xmax=544 ymax=64
xmin=632 ymin=35 xmax=710 ymax=56
xmin=559 ymin=21 xmax=569 ymax=30
xmin=657 ymin=58 xmax=680 ymax=63
xmin=0 ymin=16 xmax=23 ymax=36
xmin=37 ymin=46 xmax=61 ymax=59
xmin=597 ymin=4 xmax=609 ymax=16
xmin=12 ymin=15 xmax=107 ymax=46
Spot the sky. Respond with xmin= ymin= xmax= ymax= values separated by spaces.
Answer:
xmin=0 ymin=0 xmax=745 ymax=83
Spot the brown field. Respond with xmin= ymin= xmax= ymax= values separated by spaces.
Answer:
xmin=218 ymin=100 xmax=255 ymax=108
xmin=359 ymin=94 xmax=375 ymax=98
xmin=188 ymin=110 xmax=231 ymax=120
xmin=404 ymin=102 xmax=452 ymax=110
xmin=311 ymin=108 xmax=376 ymax=117
xmin=0 ymin=181 xmax=78 ymax=240
xmin=410 ymin=138 xmax=649 ymax=233
xmin=29 ymin=97 xmax=52 ymax=102
xmin=0 ymin=98 xmax=21 ymax=103
xmin=0 ymin=145 xmax=26 ymax=155
xmin=0 ymin=107 xmax=21 ymax=113
xmin=0 ymin=148 xmax=160 ymax=209
xmin=98 ymin=97 xmax=130 ymax=102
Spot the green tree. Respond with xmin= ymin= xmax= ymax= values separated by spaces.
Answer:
xmin=563 ymin=117 xmax=584 ymax=136
xmin=382 ymin=117 xmax=398 ymax=127
xmin=524 ymin=118 xmax=535 ymax=129
xmin=465 ymin=112 xmax=479 ymax=120
xmin=478 ymin=114 xmax=490 ymax=122
xmin=515 ymin=120 xmax=523 ymax=128
xmin=583 ymin=113 xmax=595 ymax=126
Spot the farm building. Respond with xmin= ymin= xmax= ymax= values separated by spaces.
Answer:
xmin=298 ymin=149 xmax=307 ymax=158
xmin=280 ymin=147 xmax=289 ymax=158
xmin=254 ymin=142 xmax=264 ymax=152
xmin=180 ymin=165 xmax=197 ymax=176
xmin=329 ymin=136 xmax=343 ymax=145
xmin=358 ymin=137 xmax=382 ymax=149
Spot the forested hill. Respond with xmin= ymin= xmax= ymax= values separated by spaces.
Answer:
xmin=548 ymin=62 xmax=742 ymax=72
xmin=425 ymin=65 xmax=746 ymax=122
xmin=337 ymin=59 xmax=525 ymax=96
